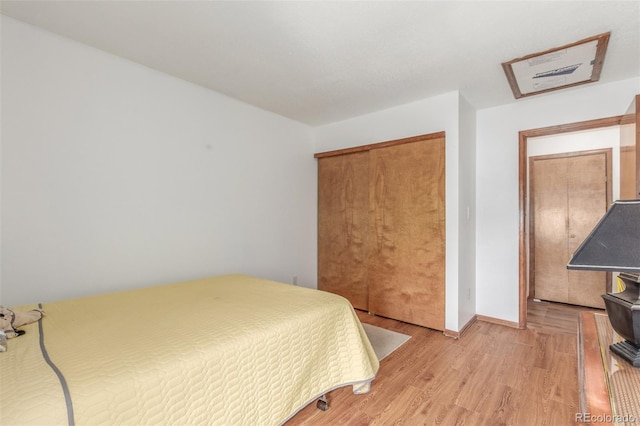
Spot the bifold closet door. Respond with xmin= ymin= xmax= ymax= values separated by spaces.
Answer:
xmin=531 ymin=151 xmax=609 ymax=309
xmin=317 ymin=151 xmax=369 ymax=310
xmin=367 ymin=138 xmax=446 ymax=330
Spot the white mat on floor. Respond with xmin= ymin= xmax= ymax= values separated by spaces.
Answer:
xmin=362 ymin=323 xmax=411 ymax=361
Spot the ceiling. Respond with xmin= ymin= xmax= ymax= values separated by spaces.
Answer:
xmin=1 ymin=1 xmax=639 ymax=126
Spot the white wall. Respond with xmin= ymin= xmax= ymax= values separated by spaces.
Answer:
xmin=0 ymin=16 xmax=317 ymax=306
xmin=476 ymin=77 xmax=640 ymax=323
xmin=314 ymin=91 xmax=469 ymax=332
xmin=457 ymin=95 xmax=477 ymax=328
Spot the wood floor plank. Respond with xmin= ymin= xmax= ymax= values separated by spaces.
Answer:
xmin=286 ymin=300 xmax=601 ymax=425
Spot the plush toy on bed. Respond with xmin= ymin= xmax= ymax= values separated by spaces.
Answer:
xmin=0 ymin=306 xmax=45 ymax=352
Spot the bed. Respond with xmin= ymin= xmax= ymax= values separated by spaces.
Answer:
xmin=0 ymin=274 xmax=379 ymax=425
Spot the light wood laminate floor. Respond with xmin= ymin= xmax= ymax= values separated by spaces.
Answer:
xmin=286 ymin=300 xmax=603 ymax=426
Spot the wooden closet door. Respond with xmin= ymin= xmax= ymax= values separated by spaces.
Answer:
xmin=367 ymin=138 xmax=445 ymax=330
xmin=532 ymin=151 xmax=609 ymax=309
xmin=566 ymin=154 xmax=608 ymax=308
xmin=317 ymin=152 xmax=369 ymax=310
xmin=531 ymin=156 xmax=569 ymax=304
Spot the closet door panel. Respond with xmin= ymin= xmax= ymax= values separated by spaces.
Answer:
xmin=532 ymin=151 xmax=609 ymax=309
xmin=367 ymin=138 xmax=445 ymax=330
xmin=532 ymin=157 xmax=570 ymax=304
xmin=566 ymin=153 xmax=608 ymax=308
xmin=317 ymin=152 xmax=369 ymax=310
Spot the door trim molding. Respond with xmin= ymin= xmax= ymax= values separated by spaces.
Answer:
xmin=518 ymin=116 xmax=624 ymax=328
xmin=314 ymin=131 xmax=445 ymax=158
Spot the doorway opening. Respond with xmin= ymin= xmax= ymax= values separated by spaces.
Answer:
xmin=518 ymin=116 xmax=626 ymax=328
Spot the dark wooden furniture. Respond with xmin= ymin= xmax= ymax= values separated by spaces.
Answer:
xmin=578 ymin=311 xmax=640 ymax=425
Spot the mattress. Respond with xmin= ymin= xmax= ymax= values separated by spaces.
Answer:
xmin=0 ymin=274 xmax=379 ymax=425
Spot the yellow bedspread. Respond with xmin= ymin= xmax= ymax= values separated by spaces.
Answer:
xmin=0 ymin=275 xmax=379 ymax=425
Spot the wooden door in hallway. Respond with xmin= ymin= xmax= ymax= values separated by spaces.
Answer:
xmin=530 ymin=149 xmax=611 ymax=309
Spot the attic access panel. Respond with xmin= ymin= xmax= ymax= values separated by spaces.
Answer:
xmin=502 ymin=32 xmax=610 ymax=99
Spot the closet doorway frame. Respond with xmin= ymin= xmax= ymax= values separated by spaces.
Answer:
xmin=517 ymin=115 xmax=626 ymax=328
